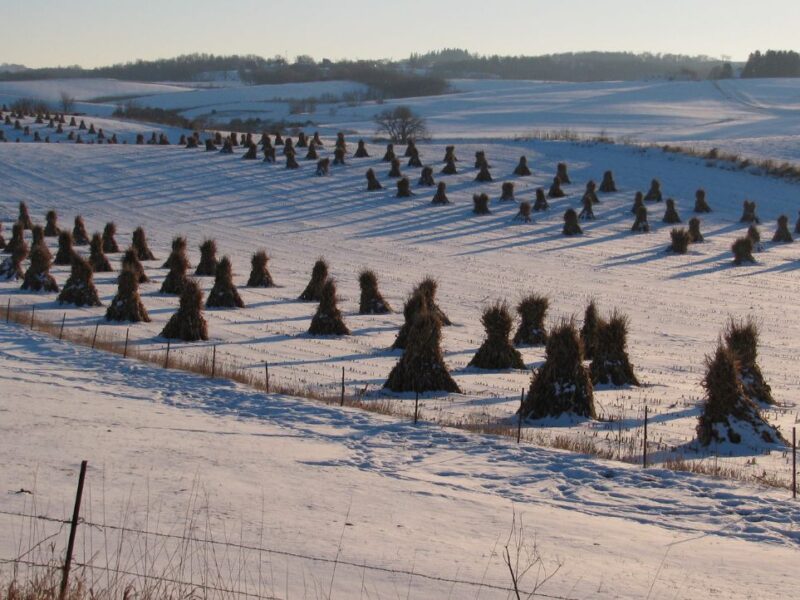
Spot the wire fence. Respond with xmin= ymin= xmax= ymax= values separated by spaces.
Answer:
xmin=0 ymin=506 xmax=575 ymax=600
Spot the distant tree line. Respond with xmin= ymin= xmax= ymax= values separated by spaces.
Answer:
xmin=741 ymin=50 xmax=800 ymax=78
xmin=409 ymin=50 xmax=732 ymax=81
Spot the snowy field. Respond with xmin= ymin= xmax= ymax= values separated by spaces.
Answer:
xmin=1 ymin=324 xmax=798 ymax=599
xmin=1 ymin=80 xmax=800 ymax=597
xmin=4 ymin=77 xmax=800 ymax=163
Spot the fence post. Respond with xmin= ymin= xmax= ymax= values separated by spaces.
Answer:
xmin=414 ymin=392 xmax=419 ymax=424
xmin=91 ymin=323 xmax=99 ymax=349
xmin=164 ymin=340 xmax=170 ymax=369
xmin=30 ymin=305 xmax=35 ymax=330
xmin=211 ymin=345 xmax=217 ymax=378
xmin=793 ymin=427 xmax=797 ymax=500
xmin=123 ymin=328 xmax=129 ymax=358
xmin=58 ymin=313 xmax=66 ymax=340
xmin=643 ymin=406 xmax=649 ymax=468
xmin=265 ymin=361 xmax=270 ymax=393
xmin=59 ymin=460 xmax=87 ymax=600
xmin=5 ymin=297 xmax=10 ymax=323
xmin=340 ymin=366 xmax=345 ymax=407
xmin=517 ymin=389 xmax=524 ymax=443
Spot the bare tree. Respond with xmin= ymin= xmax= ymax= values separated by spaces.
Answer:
xmin=373 ymin=106 xmax=428 ymax=143
xmin=59 ymin=91 xmax=76 ymax=114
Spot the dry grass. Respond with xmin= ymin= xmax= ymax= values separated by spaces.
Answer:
xmin=2 ymin=303 xmax=794 ymax=492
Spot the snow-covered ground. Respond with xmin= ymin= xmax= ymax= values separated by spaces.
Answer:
xmin=1 ymin=324 xmax=798 ymax=599
xmin=1 ymin=78 xmax=799 ymax=598
xmin=0 ymin=135 xmax=797 ymax=487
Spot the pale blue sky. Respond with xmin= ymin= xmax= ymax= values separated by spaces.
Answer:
xmin=2 ymin=0 xmax=796 ymax=68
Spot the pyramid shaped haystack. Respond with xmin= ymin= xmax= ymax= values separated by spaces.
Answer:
xmin=31 ymin=226 xmax=51 ymax=263
xmin=580 ymin=300 xmax=601 ymax=360
xmin=562 ymin=208 xmax=582 ymax=235
xmin=285 ymin=150 xmax=300 ymax=169
xmin=590 ymin=311 xmax=639 ymax=386
xmin=662 ymin=198 xmax=681 ymax=224
xmin=468 ymin=302 xmax=526 ymax=370
xmin=72 ymin=216 xmax=89 ymax=245
xmin=500 ymin=182 xmax=515 ymax=201
xmin=0 ymin=242 xmax=27 ymax=281
xmin=388 ymin=158 xmax=403 ymax=178
xmin=384 ymin=300 xmax=460 ymax=393
xmin=521 ymin=320 xmax=595 ymax=419
xmin=475 ymin=164 xmax=493 ymax=182
xmin=583 ymin=180 xmax=599 ymax=204
xmin=419 ymin=166 xmax=435 ymax=186
xmin=772 ymin=215 xmax=793 ymax=243
xmin=160 ymin=243 xmax=189 ymax=295
xmin=22 ymin=242 xmax=59 ymax=292
xmin=548 ymin=177 xmax=565 ymax=199
xmin=740 ymin=200 xmax=760 ymax=223
xmin=3 ymin=221 xmax=28 ymax=259
xmin=162 ymin=236 xmax=189 ymax=269
xmin=54 ymin=231 xmax=77 ymax=266
xmin=513 ymin=294 xmax=549 ymax=346
xmin=102 ymin=222 xmax=120 ymax=253
xmin=746 ymin=224 xmax=762 ymax=250
xmin=474 ymin=150 xmax=489 ymax=169
xmin=515 ymin=201 xmax=532 ymax=223
xmin=122 ymin=248 xmax=148 ymax=283
xmin=631 ymin=205 xmax=650 ymax=233
xmin=441 ymin=157 xmax=458 ymax=175
xmin=382 ymin=143 xmax=395 ymax=162
xmin=533 ymin=188 xmax=549 ymax=211
xmin=242 ymin=142 xmax=258 ymax=160
xmin=354 ymin=139 xmax=369 ymax=158
xmin=644 ymin=179 xmax=662 ymax=202
xmin=247 ymin=250 xmax=275 ymax=287
xmin=105 ymin=267 xmax=150 ymax=323
xmin=366 ymin=168 xmax=383 ymax=191
xmin=299 ymin=258 xmax=329 ymax=301
xmin=556 ymin=162 xmax=571 ymax=184
xmin=688 ymin=217 xmax=703 ymax=242
xmin=723 ymin=318 xmax=774 ymax=405
xmin=731 ymin=236 xmax=755 ymax=265
xmin=195 ymin=239 xmax=218 ymax=276
xmin=392 ymin=277 xmax=451 ymax=350
xmin=305 ymin=142 xmax=318 ymax=160
xmin=89 ymin=232 xmax=113 ymax=272
xmin=599 ymin=170 xmax=616 ymax=193
xmin=206 ymin=256 xmax=244 ymax=308
xmin=473 ymin=193 xmax=491 ymax=214
xmin=513 ymin=156 xmax=532 ymax=176
xmin=669 ymin=228 xmax=690 ymax=254
xmin=432 ymin=182 xmax=449 ymax=204
xmin=58 ymin=255 xmax=101 ymax=307
xmin=631 ymin=191 xmax=644 ymax=214
xmin=696 ymin=343 xmax=783 ymax=446
xmin=578 ymin=194 xmax=595 ymax=220
xmin=308 ymin=279 xmax=349 ymax=335
xmin=44 ymin=210 xmax=60 ymax=237
xmin=161 ymin=279 xmax=209 ymax=341
xmin=694 ymin=189 xmax=712 ymax=213
xmin=18 ymin=202 xmax=34 ymax=230
xmin=358 ymin=269 xmax=392 ymax=314
xmin=397 ymin=177 xmax=413 ymax=198
xmin=333 ymin=147 xmax=346 ymax=165
xmin=132 ymin=226 xmax=155 ymax=261
xmin=316 ymin=158 xmax=330 ymax=176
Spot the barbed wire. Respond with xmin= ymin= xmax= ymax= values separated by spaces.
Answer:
xmin=0 ymin=508 xmax=578 ymax=599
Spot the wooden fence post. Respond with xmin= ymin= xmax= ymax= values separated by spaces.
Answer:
xmin=517 ymin=389 xmax=524 ymax=443
xmin=59 ymin=460 xmax=87 ymax=600
xmin=340 ymin=366 xmax=345 ymax=406
xmin=414 ymin=392 xmax=419 ymax=424
xmin=793 ymin=427 xmax=797 ymax=500
xmin=265 ymin=361 xmax=270 ymax=393
xmin=123 ymin=328 xmax=129 ymax=358
xmin=211 ymin=345 xmax=217 ymax=378
xmin=5 ymin=298 xmax=10 ymax=323
xmin=30 ymin=305 xmax=35 ymax=330
xmin=643 ymin=406 xmax=649 ymax=468
xmin=91 ymin=323 xmax=99 ymax=349
xmin=58 ymin=313 xmax=66 ymax=340
xmin=164 ymin=340 xmax=170 ymax=369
